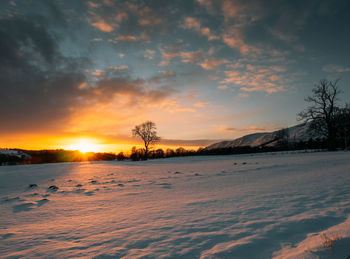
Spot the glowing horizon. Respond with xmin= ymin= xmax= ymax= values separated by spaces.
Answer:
xmin=1 ymin=0 xmax=350 ymax=151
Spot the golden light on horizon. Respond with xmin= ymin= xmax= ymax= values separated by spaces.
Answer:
xmin=65 ymin=138 xmax=101 ymax=153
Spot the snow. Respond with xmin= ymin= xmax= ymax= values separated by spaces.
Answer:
xmin=1 ymin=151 xmax=350 ymax=258
xmin=0 ymin=149 xmax=30 ymax=158
xmin=206 ymin=123 xmax=316 ymax=150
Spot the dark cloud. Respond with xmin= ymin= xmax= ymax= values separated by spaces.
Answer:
xmin=0 ymin=16 xmax=175 ymax=133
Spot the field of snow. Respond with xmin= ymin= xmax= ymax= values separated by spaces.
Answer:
xmin=1 ymin=151 xmax=350 ymax=258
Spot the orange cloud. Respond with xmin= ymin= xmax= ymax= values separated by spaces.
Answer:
xmin=221 ymin=63 xmax=286 ymax=94
xmin=159 ymin=70 xmax=175 ymax=76
xmin=88 ymin=1 xmax=100 ymax=8
xmin=183 ymin=17 xmax=218 ymax=41
xmin=159 ymin=46 xmax=206 ymax=66
xmin=200 ymin=58 xmax=228 ymax=70
xmin=115 ymin=12 xmax=128 ymax=22
xmin=222 ymin=26 xmax=260 ymax=55
xmin=138 ymin=7 xmax=162 ymax=26
xmin=92 ymin=69 xmax=105 ymax=76
xmin=116 ymin=35 xmax=138 ymax=41
xmin=217 ymin=85 xmax=228 ymax=90
xmin=144 ymin=49 xmax=155 ymax=59
xmin=193 ymin=101 xmax=210 ymax=108
xmin=108 ymin=65 xmax=128 ymax=70
xmin=91 ymin=20 xmax=114 ymax=32
xmin=180 ymin=50 xmax=206 ymax=63
xmin=125 ymin=3 xmax=162 ymax=26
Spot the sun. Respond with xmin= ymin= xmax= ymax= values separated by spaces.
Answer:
xmin=66 ymin=138 xmax=101 ymax=153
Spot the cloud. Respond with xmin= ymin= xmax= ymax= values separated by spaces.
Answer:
xmin=115 ymin=12 xmax=128 ymax=22
xmin=138 ymin=7 xmax=163 ymax=26
xmin=220 ymin=124 xmax=283 ymax=133
xmin=222 ymin=26 xmax=260 ymax=55
xmin=159 ymin=99 xmax=195 ymax=113
xmin=180 ymin=50 xmax=206 ymax=63
xmin=197 ymin=0 xmax=266 ymax=23
xmin=116 ymin=35 xmax=138 ymax=41
xmin=183 ymin=17 xmax=218 ymax=41
xmin=108 ymin=65 xmax=128 ymax=70
xmin=159 ymin=44 xmax=206 ymax=66
xmin=144 ymin=49 xmax=155 ymax=59
xmin=0 ymin=16 xmax=176 ymax=134
xmin=90 ymin=17 xmax=115 ymax=32
xmin=159 ymin=70 xmax=175 ymax=76
xmin=221 ymin=126 xmax=267 ymax=132
xmin=88 ymin=1 xmax=100 ymax=8
xmin=92 ymin=69 xmax=105 ymax=76
xmin=193 ymin=101 xmax=210 ymax=108
xmin=200 ymin=58 xmax=228 ymax=70
xmin=125 ymin=3 xmax=163 ymax=26
xmin=221 ymin=62 xmax=286 ymax=93
xmin=323 ymin=65 xmax=350 ymax=73
xmin=217 ymin=85 xmax=228 ymax=90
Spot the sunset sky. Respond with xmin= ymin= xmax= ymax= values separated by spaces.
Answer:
xmin=1 ymin=0 xmax=350 ymax=153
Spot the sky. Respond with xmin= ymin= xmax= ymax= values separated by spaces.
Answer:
xmin=1 ymin=0 xmax=350 ymax=153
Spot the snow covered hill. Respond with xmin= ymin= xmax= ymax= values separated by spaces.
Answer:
xmin=0 ymin=149 xmax=31 ymax=165
xmin=206 ymin=123 xmax=317 ymax=150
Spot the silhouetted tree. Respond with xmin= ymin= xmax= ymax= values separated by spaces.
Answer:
xmin=175 ymin=147 xmax=186 ymax=156
xmin=116 ymin=152 xmax=127 ymax=161
xmin=334 ymin=104 xmax=350 ymax=149
xmin=130 ymin=146 xmax=144 ymax=161
xmin=165 ymin=148 xmax=175 ymax=157
xmin=132 ymin=121 xmax=160 ymax=160
xmin=298 ymin=79 xmax=341 ymax=150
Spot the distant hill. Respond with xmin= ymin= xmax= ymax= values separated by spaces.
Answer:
xmin=205 ymin=123 xmax=320 ymax=150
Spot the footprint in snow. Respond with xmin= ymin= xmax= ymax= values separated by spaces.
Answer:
xmin=156 ymin=183 xmax=172 ymax=189
xmin=28 ymin=184 xmax=38 ymax=189
xmin=12 ymin=202 xmax=36 ymax=213
xmin=1 ymin=233 xmax=15 ymax=239
xmin=25 ymin=193 xmax=39 ymax=197
xmin=2 ymin=196 xmax=22 ymax=203
xmin=36 ymin=198 xmax=49 ymax=207
xmin=12 ymin=198 xmax=50 ymax=212
xmin=48 ymin=185 xmax=59 ymax=192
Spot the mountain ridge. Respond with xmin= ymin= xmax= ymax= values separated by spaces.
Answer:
xmin=205 ymin=123 xmax=319 ymax=150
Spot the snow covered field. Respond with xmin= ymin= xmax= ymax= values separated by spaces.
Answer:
xmin=1 ymin=151 xmax=350 ymax=258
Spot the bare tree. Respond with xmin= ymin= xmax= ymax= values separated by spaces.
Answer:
xmin=132 ymin=121 xmax=160 ymax=160
xmin=298 ymin=79 xmax=341 ymax=150
xmin=334 ymin=104 xmax=350 ymax=149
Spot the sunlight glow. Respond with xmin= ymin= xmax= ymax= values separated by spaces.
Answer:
xmin=65 ymin=138 xmax=101 ymax=153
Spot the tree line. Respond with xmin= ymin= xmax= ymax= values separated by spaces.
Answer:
xmin=130 ymin=78 xmax=350 ymax=160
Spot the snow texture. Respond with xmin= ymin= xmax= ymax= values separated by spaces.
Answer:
xmin=1 ymin=151 xmax=350 ymax=258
